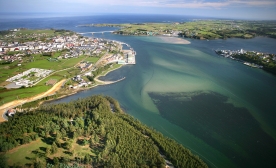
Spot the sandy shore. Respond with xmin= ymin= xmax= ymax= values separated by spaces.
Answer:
xmin=156 ymin=36 xmax=191 ymax=44
xmin=0 ymin=79 xmax=66 ymax=122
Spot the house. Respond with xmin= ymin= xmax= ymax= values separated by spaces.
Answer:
xmin=7 ymin=109 xmax=16 ymax=116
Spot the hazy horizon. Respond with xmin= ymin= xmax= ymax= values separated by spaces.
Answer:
xmin=0 ymin=0 xmax=275 ymax=20
xmin=0 ymin=12 xmax=275 ymax=21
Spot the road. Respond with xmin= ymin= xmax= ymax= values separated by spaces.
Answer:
xmin=0 ymin=79 xmax=66 ymax=123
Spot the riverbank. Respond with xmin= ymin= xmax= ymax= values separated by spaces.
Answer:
xmin=52 ymin=64 xmax=126 ymax=99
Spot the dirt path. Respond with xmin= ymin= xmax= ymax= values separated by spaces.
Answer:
xmin=0 ymin=79 xmax=66 ymax=123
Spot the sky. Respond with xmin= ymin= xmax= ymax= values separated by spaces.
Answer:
xmin=0 ymin=0 xmax=276 ymax=20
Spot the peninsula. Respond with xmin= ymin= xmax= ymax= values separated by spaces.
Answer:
xmin=0 ymin=28 xmax=135 ymax=120
xmin=0 ymin=95 xmax=208 ymax=167
xmin=85 ymin=20 xmax=276 ymax=40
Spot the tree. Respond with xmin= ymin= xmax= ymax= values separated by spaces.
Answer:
xmin=53 ymin=157 xmax=59 ymax=166
xmin=51 ymin=142 xmax=58 ymax=154
xmin=54 ymin=139 xmax=61 ymax=148
xmin=34 ymin=160 xmax=44 ymax=168
xmin=84 ymin=154 xmax=91 ymax=164
xmin=55 ymin=131 xmax=61 ymax=140
xmin=46 ymin=147 xmax=51 ymax=156
xmin=61 ymin=128 xmax=67 ymax=138
xmin=61 ymin=156 xmax=70 ymax=164
xmin=86 ymin=75 xmax=94 ymax=82
xmin=0 ymin=154 xmax=8 ymax=168
xmin=64 ymin=140 xmax=73 ymax=150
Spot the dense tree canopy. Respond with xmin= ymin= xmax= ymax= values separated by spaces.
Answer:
xmin=0 ymin=95 xmax=208 ymax=168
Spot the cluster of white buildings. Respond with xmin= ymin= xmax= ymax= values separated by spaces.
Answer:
xmin=6 ymin=68 xmax=53 ymax=87
xmin=79 ymin=61 xmax=93 ymax=71
xmin=71 ymin=75 xmax=92 ymax=89
xmin=0 ymin=34 xmax=79 ymax=54
xmin=217 ymin=49 xmax=276 ymax=62
xmin=0 ymin=31 xmax=112 ymax=60
xmin=103 ymin=49 xmax=136 ymax=65
xmin=216 ymin=49 xmax=246 ymax=58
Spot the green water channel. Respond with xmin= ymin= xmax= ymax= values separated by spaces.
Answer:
xmin=51 ymin=35 xmax=276 ymax=168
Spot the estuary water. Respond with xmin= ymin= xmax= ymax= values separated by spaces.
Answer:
xmin=1 ymin=14 xmax=276 ymax=168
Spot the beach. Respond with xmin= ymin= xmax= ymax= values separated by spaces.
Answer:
xmin=156 ymin=36 xmax=191 ymax=44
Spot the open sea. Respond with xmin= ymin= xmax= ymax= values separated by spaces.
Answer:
xmin=1 ymin=14 xmax=276 ymax=168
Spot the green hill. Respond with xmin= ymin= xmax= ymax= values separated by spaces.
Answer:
xmin=0 ymin=95 xmax=207 ymax=168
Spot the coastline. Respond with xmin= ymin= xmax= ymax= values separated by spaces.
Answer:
xmin=45 ymin=64 xmax=126 ymax=102
xmin=0 ymin=64 xmax=125 ymax=122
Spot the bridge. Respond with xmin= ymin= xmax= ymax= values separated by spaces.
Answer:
xmin=77 ymin=31 xmax=114 ymax=35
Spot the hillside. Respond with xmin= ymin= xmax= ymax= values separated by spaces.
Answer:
xmin=0 ymin=95 xmax=208 ymax=168
xmin=91 ymin=20 xmax=276 ymax=39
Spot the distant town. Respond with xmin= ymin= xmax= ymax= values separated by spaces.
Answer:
xmin=215 ymin=49 xmax=276 ymax=74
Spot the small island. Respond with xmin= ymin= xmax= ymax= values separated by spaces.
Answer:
xmin=215 ymin=49 xmax=276 ymax=75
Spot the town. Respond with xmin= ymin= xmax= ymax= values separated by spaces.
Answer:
xmin=0 ymin=28 xmax=136 ymax=104
xmin=215 ymin=49 xmax=276 ymax=73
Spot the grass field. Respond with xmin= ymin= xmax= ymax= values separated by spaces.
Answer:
xmin=0 ymin=53 xmax=88 ymax=104
xmin=23 ymin=56 xmax=86 ymax=70
xmin=98 ymin=64 xmax=122 ymax=77
xmin=5 ymin=138 xmax=95 ymax=166
xmin=0 ymin=61 xmax=22 ymax=86
xmin=108 ymin=20 xmax=276 ymax=39
xmin=6 ymin=139 xmax=49 ymax=166
xmin=0 ymin=85 xmax=51 ymax=103
xmin=15 ymin=29 xmax=55 ymax=36
xmin=84 ymin=56 xmax=100 ymax=63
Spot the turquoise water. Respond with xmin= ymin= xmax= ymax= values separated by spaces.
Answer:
xmin=2 ymin=14 xmax=275 ymax=168
xmin=51 ymin=35 xmax=276 ymax=168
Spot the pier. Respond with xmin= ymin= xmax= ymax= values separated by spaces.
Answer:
xmin=95 ymin=77 xmax=126 ymax=85
xmin=78 ymin=31 xmax=114 ymax=35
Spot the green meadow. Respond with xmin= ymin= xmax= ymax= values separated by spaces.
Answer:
xmin=98 ymin=20 xmax=276 ymax=39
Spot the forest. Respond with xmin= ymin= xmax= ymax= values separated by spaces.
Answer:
xmin=0 ymin=95 xmax=208 ymax=168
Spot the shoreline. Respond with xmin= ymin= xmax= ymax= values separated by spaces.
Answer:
xmin=0 ymin=64 xmax=125 ymax=122
xmin=44 ymin=64 xmax=126 ymax=104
